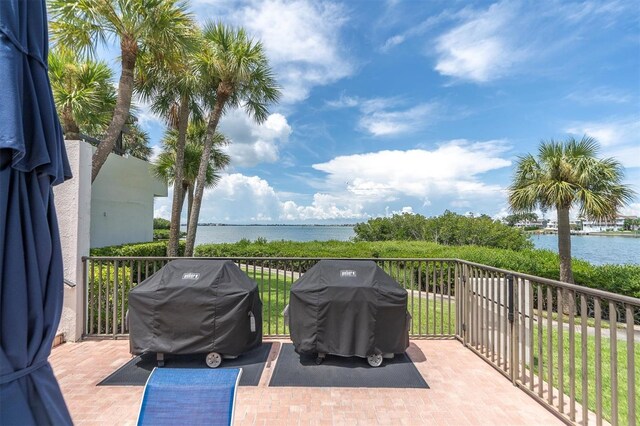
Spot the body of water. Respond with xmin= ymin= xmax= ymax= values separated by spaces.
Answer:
xmin=188 ymin=225 xmax=638 ymax=265
xmin=529 ymin=234 xmax=638 ymax=265
xmin=190 ymin=225 xmax=356 ymax=246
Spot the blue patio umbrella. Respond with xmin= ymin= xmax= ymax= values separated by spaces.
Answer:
xmin=0 ymin=1 xmax=73 ymax=424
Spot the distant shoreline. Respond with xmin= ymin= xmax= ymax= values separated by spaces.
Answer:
xmin=184 ymin=223 xmax=356 ymax=227
xmin=529 ymin=230 xmax=639 ymax=238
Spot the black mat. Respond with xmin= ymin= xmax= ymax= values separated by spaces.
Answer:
xmin=269 ymin=344 xmax=428 ymax=388
xmin=98 ymin=343 xmax=271 ymax=387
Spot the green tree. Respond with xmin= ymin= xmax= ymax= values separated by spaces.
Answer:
xmin=121 ymin=120 xmax=152 ymax=161
xmin=508 ymin=136 xmax=634 ymax=284
xmin=184 ymin=22 xmax=280 ymax=256
xmin=353 ymin=211 xmax=533 ymax=251
xmin=48 ymin=47 xmax=116 ymax=140
xmin=153 ymin=218 xmax=171 ymax=229
xmin=135 ymin=25 xmax=200 ymax=256
xmin=49 ymin=0 xmax=195 ymax=183
xmin=153 ymin=123 xmax=230 ymax=232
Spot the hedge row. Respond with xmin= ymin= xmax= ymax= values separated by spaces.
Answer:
xmin=90 ymin=241 xmax=185 ymax=257
xmin=91 ymin=239 xmax=640 ymax=298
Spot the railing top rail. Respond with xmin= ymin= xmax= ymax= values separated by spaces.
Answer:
xmin=81 ymin=255 xmax=640 ymax=306
xmin=459 ymin=259 xmax=640 ymax=306
xmin=83 ymin=256 xmax=457 ymax=262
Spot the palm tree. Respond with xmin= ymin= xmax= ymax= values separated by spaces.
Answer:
xmin=49 ymin=0 xmax=195 ymax=182
xmin=136 ymin=27 xmax=201 ymax=256
xmin=153 ymin=123 xmax=230 ymax=233
xmin=508 ymin=136 xmax=634 ymax=285
xmin=121 ymin=120 xmax=152 ymax=161
xmin=48 ymin=47 xmax=116 ymax=140
xmin=184 ymin=22 xmax=280 ymax=256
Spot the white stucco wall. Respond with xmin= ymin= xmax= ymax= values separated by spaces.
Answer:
xmin=90 ymin=149 xmax=168 ymax=248
xmin=54 ymin=140 xmax=92 ymax=341
xmin=54 ymin=140 xmax=167 ymax=340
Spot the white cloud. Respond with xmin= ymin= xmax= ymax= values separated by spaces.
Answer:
xmin=232 ymin=0 xmax=354 ymax=103
xmin=219 ymin=110 xmax=292 ymax=167
xmin=282 ymin=194 xmax=367 ymax=221
xmin=431 ymin=0 xmax=633 ymax=83
xmin=313 ymin=139 xmax=511 ymax=199
xmin=155 ymin=173 xmax=363 ymax=222
xmin=381 ymin=8 xmax=460 ymax=52
xmin=133 ymin=97 xmax=165 ymax=129
xmin=327 ymin=95 xmax=442 ymax=137
xmin=620 ymin=203 xmax=640 ymax=217
xmin=149 ymin=144 xmax=163 ymax=163
xmin=154 ymin=140 xmax=513 ymax=222
xmin=381 ymin=35 xmax=405 ymax=52
xmin=358 ymin=103 xmax=437 ymax=136
xmin=565 ymin=117 xmax=640 ymax=168
xmin=202 ymin=173 xmax=282 ymax=221
xmin=566 ymin=87 xmax=632 ymax=105
xmin=434 ymin=2 xmax=525 ymax=83
xmin=154 ymin=199 xmax=171 ymax=220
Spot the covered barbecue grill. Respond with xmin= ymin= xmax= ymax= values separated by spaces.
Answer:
xmin=128 ymin=259 xmax=262 ymax=368
xmin=286 ymin=260 xmax=410 ymax=367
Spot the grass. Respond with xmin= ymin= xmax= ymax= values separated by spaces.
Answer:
xmin=243 ymin=266 xmax=455 ymax=337
xmin=531 ymin=324 xmax=640 ymax=425
xmin=534 ymin=310 xmax=632 ymax=331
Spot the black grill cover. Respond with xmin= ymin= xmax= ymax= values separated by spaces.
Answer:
xmin=289 ymin=260 xmax=409 ymax=358
xmin=128 ymin=259 xmax=262 ymax=356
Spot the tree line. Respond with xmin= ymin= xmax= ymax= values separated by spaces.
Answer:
xmin=353 ymin=211 xmax=534 ymax=251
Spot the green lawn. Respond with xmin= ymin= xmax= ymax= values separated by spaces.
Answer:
xmin=531 ymin=324 xmax=639 ymax=425
xmin=244 ymin=267 xmax=456 ymax=337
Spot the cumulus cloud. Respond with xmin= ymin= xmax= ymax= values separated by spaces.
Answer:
xmin=313 ymin=140 xmax=511 ymax=201
xmin=282 ymin=194 xmax=367 ymax=221
xmin=565 ymin=116 xmax=640 ymax=168
xmin=154 ymin=140 xmax=513 ymax=222
xmin=229 ymin=0 xmax=354 ymax=103
xmin=168 ymin=173 xmax=365 ymax=222
xmin=219 ymin=110 xmax=292 ymax=167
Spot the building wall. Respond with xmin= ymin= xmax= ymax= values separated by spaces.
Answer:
xmin=90 ymin=148 xmax=167 ymax=248
xmin=54 ymin=140 xmax=167 ymax=340
xmin=53 ymin=140 xmax=92 ymax=341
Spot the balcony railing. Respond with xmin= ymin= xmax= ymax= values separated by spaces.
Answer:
xmin=82 ymin=256 xmax=639 ymax=426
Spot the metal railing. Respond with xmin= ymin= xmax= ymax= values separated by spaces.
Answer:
xmin=81 ymin=256 xmax=639 ymax=425
xmin=458 ymin=260 xmax=639 ymax=426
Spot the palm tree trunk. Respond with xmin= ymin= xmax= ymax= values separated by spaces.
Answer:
xmin=91 ymin=37 xmax=137 ymax=183
xmin=167 ymin=95 xmax=190 ymax=256
xmin=61 ymin=104 xmax=80 ymax=140
xmin=557 ymin=207 xmax=574 ymax=283
xmin=184 ymin=88 xmax=229 ymax=256
xmin=557 ymin=206 xmax=575 ymax=314
xmin=187 ymin=184 xmax=194 ymax=227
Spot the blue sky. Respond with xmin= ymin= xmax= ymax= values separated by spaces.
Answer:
xmin=135 ymin=0 xmax=639 ymax=223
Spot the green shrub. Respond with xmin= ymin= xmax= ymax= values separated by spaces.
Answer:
xmin=153 ymin=217 xmax=170 ymax=229
xmin=86 ymin=264 xmax=132 ymax=335
xmin=353 ymin=211 xmax=533 ymax=251
xmin=195 ymin=240 xmax=640 ymax=298
xmin=91 ymin=239 xmax=639 ymax=299
xmin=90 ymin=241 xmax=185 ymax=257
xmin=153 ymin=229 xmax=170 ymax=240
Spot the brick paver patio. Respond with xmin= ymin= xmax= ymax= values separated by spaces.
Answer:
xmin=50 ymin=339 xmax=561 ymax=425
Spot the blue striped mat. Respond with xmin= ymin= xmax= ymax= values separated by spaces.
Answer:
xmin=137 ymin=368 xmax=242 ymax=426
